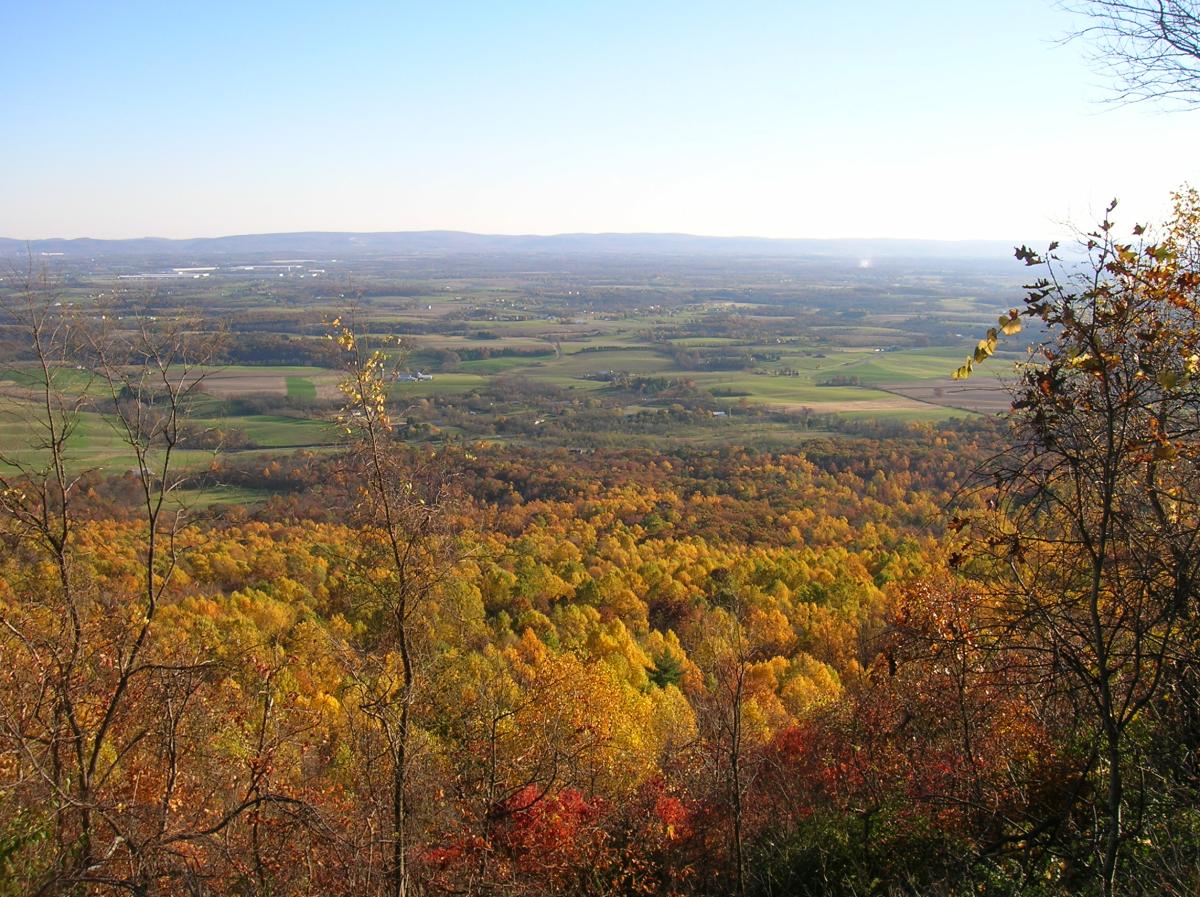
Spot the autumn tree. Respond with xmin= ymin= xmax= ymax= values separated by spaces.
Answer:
xmin=959 ymin=192 xmax=1200 ymax=895
xmin=687 ymin=573 xmax=786 ymax=897
xmin=0 ymin=281 xmax=94 ymax=892
xmin=330 ymin=318 xmax=466 ymax=897
xmin=0 ymin=289 xmax=318 ymax=895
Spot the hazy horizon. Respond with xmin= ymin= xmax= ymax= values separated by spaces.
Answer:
xmin=0 ymin=226 xmax=1025 ymax=244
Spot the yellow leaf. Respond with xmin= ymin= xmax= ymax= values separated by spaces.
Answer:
xmin=1153 ymin=443 xmax=1178 ymax=461
xmin=1156 ymin=370 xmax=1180 ymax=390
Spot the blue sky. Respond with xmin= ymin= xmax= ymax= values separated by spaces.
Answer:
xmin=2 ymin=0 xmax=1197 ymax=240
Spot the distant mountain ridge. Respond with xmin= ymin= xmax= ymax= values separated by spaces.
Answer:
xmin=0 ymin=230 xmax=1019 ymax=261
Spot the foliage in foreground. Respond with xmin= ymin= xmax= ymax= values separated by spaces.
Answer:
xmin=0 ymin=194 xmax=1198 ymax=896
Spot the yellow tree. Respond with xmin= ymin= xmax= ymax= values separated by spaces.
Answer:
xmin=330 ymin=318 xmax=465 ymax=897
xmin=687 ymin=574 xmax=792 ymax=897
xmin=0 ymin=289 xmax=319 ymax=894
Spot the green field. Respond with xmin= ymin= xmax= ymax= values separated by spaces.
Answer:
xmin=0 ymin=263 xmax=1023 ymax=483
xmin=0 ymin=402 xmax=217 ymax=473
xmin=0 ymin=395 xmax=340 ymax=474
xmin=1 ymin=337 xmax=996 ymax=472
xmin=456 ymin=356 xmax=553 ymax=374
xmin=286 ymin=375 xmax=317 ymax=400
xmin=815 ymin=347 xmax=983 ymax=382
xmin=187 ymin=413 xmax=337 ymax=448
xmin=390 ymin=373 xmax=488 ymax=397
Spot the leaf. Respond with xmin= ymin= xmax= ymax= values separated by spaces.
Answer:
xmin=1014 ymin=246 xmax=1042 ymax=267
xmin=1153 ymin=443 xmax=1178 ymax=461
xmin=999 ymin=311 xmax=1022 ymax=336
xmin=1068 ymin=352 xmax=1094 ymax=368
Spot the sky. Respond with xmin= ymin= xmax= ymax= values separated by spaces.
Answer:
xmin=2 ymin=0 xmax=1198 ymax=242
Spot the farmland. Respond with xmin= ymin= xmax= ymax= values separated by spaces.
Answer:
xmin=0 ymin=251 xmax=1025 ymax=483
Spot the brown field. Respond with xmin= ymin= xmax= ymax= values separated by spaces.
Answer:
xmin=878 ymin=377 xmax=1013 ymax=414
xmin=196 ymin=371 xmax=289 ymax=397
xmin=409 ymin=335 xmax=551 ymax=351
xmin=184 ymin=368 xmax=341 ymax=399
xmin=775 ymin=396 xmax=940 ymax=414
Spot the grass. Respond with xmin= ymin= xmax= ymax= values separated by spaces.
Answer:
xmin=529 ymin=349 xmax=676 ymax=379
xmin=0 ymin=286 xmax=1015 ymax=483
xmin=0 ymin=364 xmax=107 ymax=396
xmin=189 ymin=414 xmax=337 ymax=448
xmin=286 ymin=376 xmax=317 ymax=401
xmin=456 ymin=356 xmax=552 ymax=374
xmin=690 ymin=373 xmax=895 ymax=405
xmin=0 ymin=397 xmax=339 ymax=474
xmin=822 ymin=347 xmax=970 ymax=383
xmin=0 ymin=405 xmax=219 ymax=473
xmin=170 ymin=485 xmax=277 ymax=509
xmin=390 ymin=373 xmax=488 ymax=397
